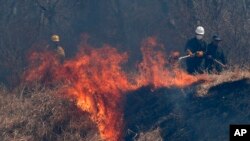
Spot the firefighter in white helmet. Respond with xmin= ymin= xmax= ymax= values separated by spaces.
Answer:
xmin=184 ymin=26 xmax=207 ymax=74
xmin=49 ymin=34 xmax=65 ymax=63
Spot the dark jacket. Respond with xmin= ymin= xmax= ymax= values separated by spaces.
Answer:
xmin=185 ymin=37 xmax=207 ymax=74
xmin=46 ymin=41 xmax=65 ymax=63
xmin=205 ymin=43 xmax=227 ymax=73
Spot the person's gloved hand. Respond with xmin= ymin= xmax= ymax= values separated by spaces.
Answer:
xmin=171 ymin=51 xmax=180 ymax=59
xmin=196 ymin=51 xmax=204 ymax=57
xmin=56 ymin=46 xmax=65 ymax=57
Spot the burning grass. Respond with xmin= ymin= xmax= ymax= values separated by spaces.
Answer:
xmin=22 ymin=36 xmax=203 ymax=140
xmin=0 ymin=86 xmax=100 ymax=141
xmin=9 ymin=36 xmax=249 ymax=141
xmin=0 ymin=52 xmax=249 ymax=141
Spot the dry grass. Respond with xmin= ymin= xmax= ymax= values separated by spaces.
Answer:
xmin=1 ymin=68 xmax=249 ymax=141
xmin=136 ymin=128 xmax=163 ymax=141
xmin=197 ymin=67 xmax=250 ymax=96
xmin=0 ymin=86 xmax=101 ymax=141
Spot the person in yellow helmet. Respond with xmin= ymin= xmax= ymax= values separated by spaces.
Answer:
xmin=49 ymin=34 xmax=65 ymax=63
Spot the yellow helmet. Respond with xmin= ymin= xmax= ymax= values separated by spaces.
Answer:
xmin=51 ymin=34 xmax=60 ymax=42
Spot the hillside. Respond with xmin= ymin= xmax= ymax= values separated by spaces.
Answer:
xmin=0 ymin=70 xmax=249 ymax=141
xmin=128 ymin=70 xmax=250 ymax=141
xmin=0 ymin=1 xmax=249 ymax=141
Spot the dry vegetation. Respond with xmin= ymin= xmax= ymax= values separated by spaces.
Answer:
xmin=0 ymin=86 xmax=100 ymax=141
xmin=124 ymin=68 xmax=250 ymax=141
xmin=0 ymin=69 xmax=249 ymax=141
xmin=136 ymin=128 xmax=162 ymax=141
xmin=0 ymin=1 xmax=249 ymax=141
xmin=197 ymin=67 xmax=250 ymax=96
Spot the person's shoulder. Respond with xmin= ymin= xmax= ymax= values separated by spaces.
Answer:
xmin=186 ymin=37 xmax=196 ymax=44
xmin=200 ymin=39 xmax=207 ymax=46
xmin=189 ymin=37 xmax=196 ymax=41
xmin=201 ymin=38 xmax=207 ymax=43
xmin=207 ymin=42 xmax=213 ymax=47
xmin=218 ymin=46 xmax=225 ymax=53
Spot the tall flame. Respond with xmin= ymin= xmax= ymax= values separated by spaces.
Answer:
xmin=24 ymin=36 xmax=204 ymax=141
xmin=136 ymin=37 xmax=199 ymax=88
xmin=60 ymin=45 xmax=132 ymax=140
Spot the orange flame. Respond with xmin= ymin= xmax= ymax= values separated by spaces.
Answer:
xmin=136 ymin=37 xmax=199 ymax=88
xmin=60 ymin=45 xmax=132 ymax=140
xmin=24 ymin=36 xmax=204 ymax=141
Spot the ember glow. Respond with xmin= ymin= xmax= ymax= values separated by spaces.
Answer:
xmin=24 ymin=37 xmax=203 ymax=141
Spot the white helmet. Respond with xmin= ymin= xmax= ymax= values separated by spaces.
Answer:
xmin=195 ymin=26 xmax=205 ymax=35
